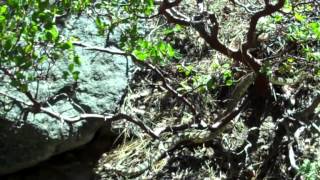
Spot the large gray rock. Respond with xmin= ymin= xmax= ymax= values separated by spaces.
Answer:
xmin=0 ymin=14 xmax=134 ymax=175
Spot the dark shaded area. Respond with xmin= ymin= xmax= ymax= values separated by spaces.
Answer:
xmin=1 ymin=125 xmax=118 ymax=180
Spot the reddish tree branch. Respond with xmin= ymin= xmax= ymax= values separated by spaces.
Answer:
xmin=158 ymin=0 xmax=286 ymax=96
xmin=245 ymin=0 xmax=285 ymax=49
xmin=159 ymin=0 xmax=183 ymax=14
xmin=159 ymin=7 xmax=235 ymax=60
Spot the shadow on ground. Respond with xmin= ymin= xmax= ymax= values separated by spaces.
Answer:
xmin=1 ymin=125 xmax=118 ymax=180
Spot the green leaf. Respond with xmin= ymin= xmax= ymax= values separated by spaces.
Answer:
xmin=30 ymin=23 xmax=39 ymax=34
xmin=133 ymin=50 xmax=148 ymax=61
xmin=24 ymin=45 xmax=33 ymax=54
xmin=68 ymin=63 xmax=74 ymax=72
xmin=226 ymin=79 xmax=233 ymax=86
xmin=0 ymin=15 xmax=6 ymax=25
xmin=19 ymin=84 xmax=28 ymax=92
xmin=73 ymin=55 xmax=81 ymax=65
xmin=222 ymin=63 xmax=230 ymax=69
xmin=0 ymin=5 xmax=8 ymax=14
xmin=72 ymin=71 xmax=80 ymax=80
xmin=21 ymin=60 xmax=33 ymax=69
xmin=308 ymin=52 xmax=320 ymax=61
xmin=95 ymin=17 xmax=106 ymax=35
xmin=38 ymin=11 xmax=54 ymax=24
xmin=144 ymin=0 xmax=154 ymax=16
xmin=60 ymin=41 xmax=73 ymax=50
xmin=14 ymin=56 xmax=24 ymax=66
xmin=179 ymin=81 xmax=192 ymax=91
xmin=206 ymin=78 xmax=215 ymax=90
xmin=7 ymin=0 xmax=19 ymax=8
xmin=37 ymin=0 xmax=49 ymax=11
xmin=166 ymin=44 xmax=175 ymax=57
xmin=138 ymin=39 xmax=150 ymax=49
xmin=185 ymin=65 xmax=193 ymax=76
xmin=283 ymin=2 xmax=292 ymax=13
xmin=62 ymin=71 xmax=69 ymax=79
xmin=51 ymin=52 xmax=61 ymax=59
xmin=287 ymin=57 xmax=295 ymax=63
xmin=10 ymin=79 xmax=19 ymax=88
xmin=309 ymin=22 xmax=320 ymax=38
xmin=38 ymin=55 xmax=47 ymax=64
xmin=163 ymin=28 xmax=174 ymax=35
xmin=4 ymin=39 xmax=12 ymax=50
xmin=45 ymin=25 xmax=59 ymax=42
xmin=158 ymin=42 xmax=166 ymax=54
xmin=223 ymin=69 xmax=232 ymax=79
xmin=27 ymin=75 xmax=35 ymax=81
xmin=15 ymin=72 xmax=25 ymax=80
xmin=95 ymin=17 xmax=102 ymax=26
xmin=174 ymin=24 xmax=182 ymax=32
xmin=294 ymin=13 xmax=305 ymax=22
xmin=273 ymin=14 xmax=283 ymax=23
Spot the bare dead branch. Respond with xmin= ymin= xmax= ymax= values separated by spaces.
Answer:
xmin=288 ymin=141 xmax=299 ymax=172
xmin=73 ymin=41 xmax=127 ymax=56
xmin=41 ymin=108 xmax=159 ymax=139
xmin=156 ymin=96 xmax=246 ymax=136
xmin=161 ymin=8 xmax=192 ymax=26
xmin=312 ymin=123 xmax=320 ymax=134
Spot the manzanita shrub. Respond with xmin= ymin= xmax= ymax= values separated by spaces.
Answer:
xmin=0 ymin=0 xmax=91 ymax=93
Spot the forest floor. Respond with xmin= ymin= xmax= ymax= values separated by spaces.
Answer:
xmin=94 ymin=1 xmax=320 ymax=179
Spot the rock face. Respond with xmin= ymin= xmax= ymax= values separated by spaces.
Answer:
xmin=0 ymin=15 xmax=134 ymax=175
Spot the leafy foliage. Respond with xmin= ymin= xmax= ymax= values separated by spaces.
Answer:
xmin=271 ymin=0 xmax=320 ymax=61
xmin=93 ymin=0 xmax=155 ymax=50
xmin=299 ymin=159 xmax=320 ymax=180
xmin=0 ymin=0 xmax=89 ymax=93
xmin=133 ymin=39 xmax=176 ymax=63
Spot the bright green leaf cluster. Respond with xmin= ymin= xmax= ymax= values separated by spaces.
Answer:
xmin=177 ymin=65 xmax=194 ymax=77
xmin=94 ymin=0 xmax=155 ymax=49
xmin=271 ymin=1 xmax=320 ymax=64
xmin=133 ymin=39 xmax=177 ymax=64
xmin=299 ymin=159 xmax=320 ymax=180
xmin=211 ymin=61 xmax=234 ymax=86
